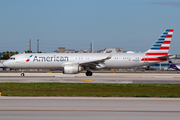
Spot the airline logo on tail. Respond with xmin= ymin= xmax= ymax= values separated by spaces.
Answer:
xmin=168 ymin=60 xmax=180 ymax=70
xmin=141 ymin=29 xmax=173 ymax=62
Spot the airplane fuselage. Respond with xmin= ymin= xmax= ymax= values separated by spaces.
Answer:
xmin=3 ymin=53 xmax=157 ymax=69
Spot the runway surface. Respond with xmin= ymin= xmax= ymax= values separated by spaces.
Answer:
xmin=0 ymin=97 xmax=180 ymax=120
xmin=0 ymin=73 xmax=180 ymax=83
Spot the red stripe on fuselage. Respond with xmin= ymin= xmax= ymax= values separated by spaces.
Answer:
xmin=141 ymin=58 xmax=167 ymax=61
xmin=145 ymin=53 xmax=168 ymax=56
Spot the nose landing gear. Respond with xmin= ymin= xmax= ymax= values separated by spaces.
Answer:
xmin=21 ymin=71 xmax=25 ymax=76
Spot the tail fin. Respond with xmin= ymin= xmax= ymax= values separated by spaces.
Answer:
xmin=141 ymin=29 xmax=174 ymax=62
xmin=168 ymin=60 xmax=179 ymax=70
xmin=169 ymin=60 xmax=173 ymax=64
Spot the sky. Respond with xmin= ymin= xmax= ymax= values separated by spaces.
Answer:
xmin=0 ymin=0 xmax=180 ymax=54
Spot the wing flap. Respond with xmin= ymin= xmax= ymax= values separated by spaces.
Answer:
xmin=62 ymin=50 xmax=115 ymax=69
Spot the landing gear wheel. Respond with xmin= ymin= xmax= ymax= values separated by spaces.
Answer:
xmin=86 ymin=71 xmax=93 ymax=76
xmin=21 ymin=72 xmax=25 ymax=76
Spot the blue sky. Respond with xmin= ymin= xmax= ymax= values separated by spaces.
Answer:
xmin=0 ymin=0 xmax=180 ymax=54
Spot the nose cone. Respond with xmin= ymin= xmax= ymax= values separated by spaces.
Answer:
xmin=3 ymin=61 xmax=9 ymax=67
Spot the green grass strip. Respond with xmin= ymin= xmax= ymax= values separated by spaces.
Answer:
xmin=0 ymin=83 xmax=180 ymax=97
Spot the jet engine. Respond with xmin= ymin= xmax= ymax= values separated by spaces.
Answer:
xmin=63 ymin=65 xmax=83 ymax=74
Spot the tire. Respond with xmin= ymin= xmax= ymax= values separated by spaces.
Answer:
xmin=86 ymin=71 xmax=93 ymax=76
xmin=21 ymin=73 xmax=25 ymax=76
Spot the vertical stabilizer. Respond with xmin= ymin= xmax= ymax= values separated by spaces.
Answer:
xmin=141 ymin=29 xmax=173 ymax=62
xmin=168 ymin=60 xmax=180 ymax=70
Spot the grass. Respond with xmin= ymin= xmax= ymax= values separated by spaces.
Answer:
xmin=0 ymin=83 xmax=180 ymax=97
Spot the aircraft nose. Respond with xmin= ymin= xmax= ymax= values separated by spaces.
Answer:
xmin=3 ymin=61 xmax=9 ymax=67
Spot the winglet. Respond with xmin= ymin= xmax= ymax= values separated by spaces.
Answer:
xmin=106 ymin=49 xmax=116 ymax=60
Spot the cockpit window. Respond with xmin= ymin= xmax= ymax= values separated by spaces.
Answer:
xmin=9 ymin=57 xmax=15 ymax=60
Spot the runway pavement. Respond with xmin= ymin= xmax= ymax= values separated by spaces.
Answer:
xmin=0 ymin=97 xmax=180 ymax=120
xmin=0 ymin=73 xmax=180 ymax=83
xmin=1 ymin=73 xmax=180 ymax=120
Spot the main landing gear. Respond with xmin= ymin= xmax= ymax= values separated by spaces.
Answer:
xmin=86 ymin=70 xmax=93 ymax=76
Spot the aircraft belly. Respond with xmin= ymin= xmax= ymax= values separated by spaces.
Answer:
xmin=105 ymin=60 xmax=138 ymax=68
xmin=12 ymin=62 xmax=63 ymax=69
xmin=14 ymin=63 xmax=29 ymax=69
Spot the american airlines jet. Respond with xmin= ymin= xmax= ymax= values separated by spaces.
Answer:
xmin=3 ymin=29 xmax=174 ymax=76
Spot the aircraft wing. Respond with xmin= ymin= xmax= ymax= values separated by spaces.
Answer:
xmin=78 ymin=49 xmax=115 ymax=69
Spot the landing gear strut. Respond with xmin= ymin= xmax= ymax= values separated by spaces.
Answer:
xmin=21 ymin=71 xmax=25 ymax=76
xmin=86 ymin=70 xmax=93 ymax=76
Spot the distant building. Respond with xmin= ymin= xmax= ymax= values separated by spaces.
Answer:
xmin=103 ymin=48 xmax=124 ymax=53
xmin=65 ymin=50 xmax=76 ymax=53
xmin=54 ymin=47 xmax=124 ymax=53
xmin=77 ymin=50 xmax=84 ymax=53
xmin=176 ymin=55 xmax=180 ymax=59
xmin=54 ymin=47 xmax=65 ymax=53
xmin=116 ymin=48 xmax=124 ymax=53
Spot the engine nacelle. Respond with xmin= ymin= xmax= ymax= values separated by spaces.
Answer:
xmin=63 ymin=65 xmax=83 ymax=74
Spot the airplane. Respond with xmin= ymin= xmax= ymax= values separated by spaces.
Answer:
xmin=168 ymin=60 xmax=180 ymax=70
xmin=0 ymin=63 xmax=6 ymax=70
xmin=3 ymin=29 xmax=174 ymax=76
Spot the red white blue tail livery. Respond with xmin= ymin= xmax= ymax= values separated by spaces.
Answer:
xmin=141 ymin=29 xmax=173 ymax=62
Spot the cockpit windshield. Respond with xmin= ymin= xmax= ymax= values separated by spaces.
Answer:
xmin=9 ymin=57 xmax=15 ymax=60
